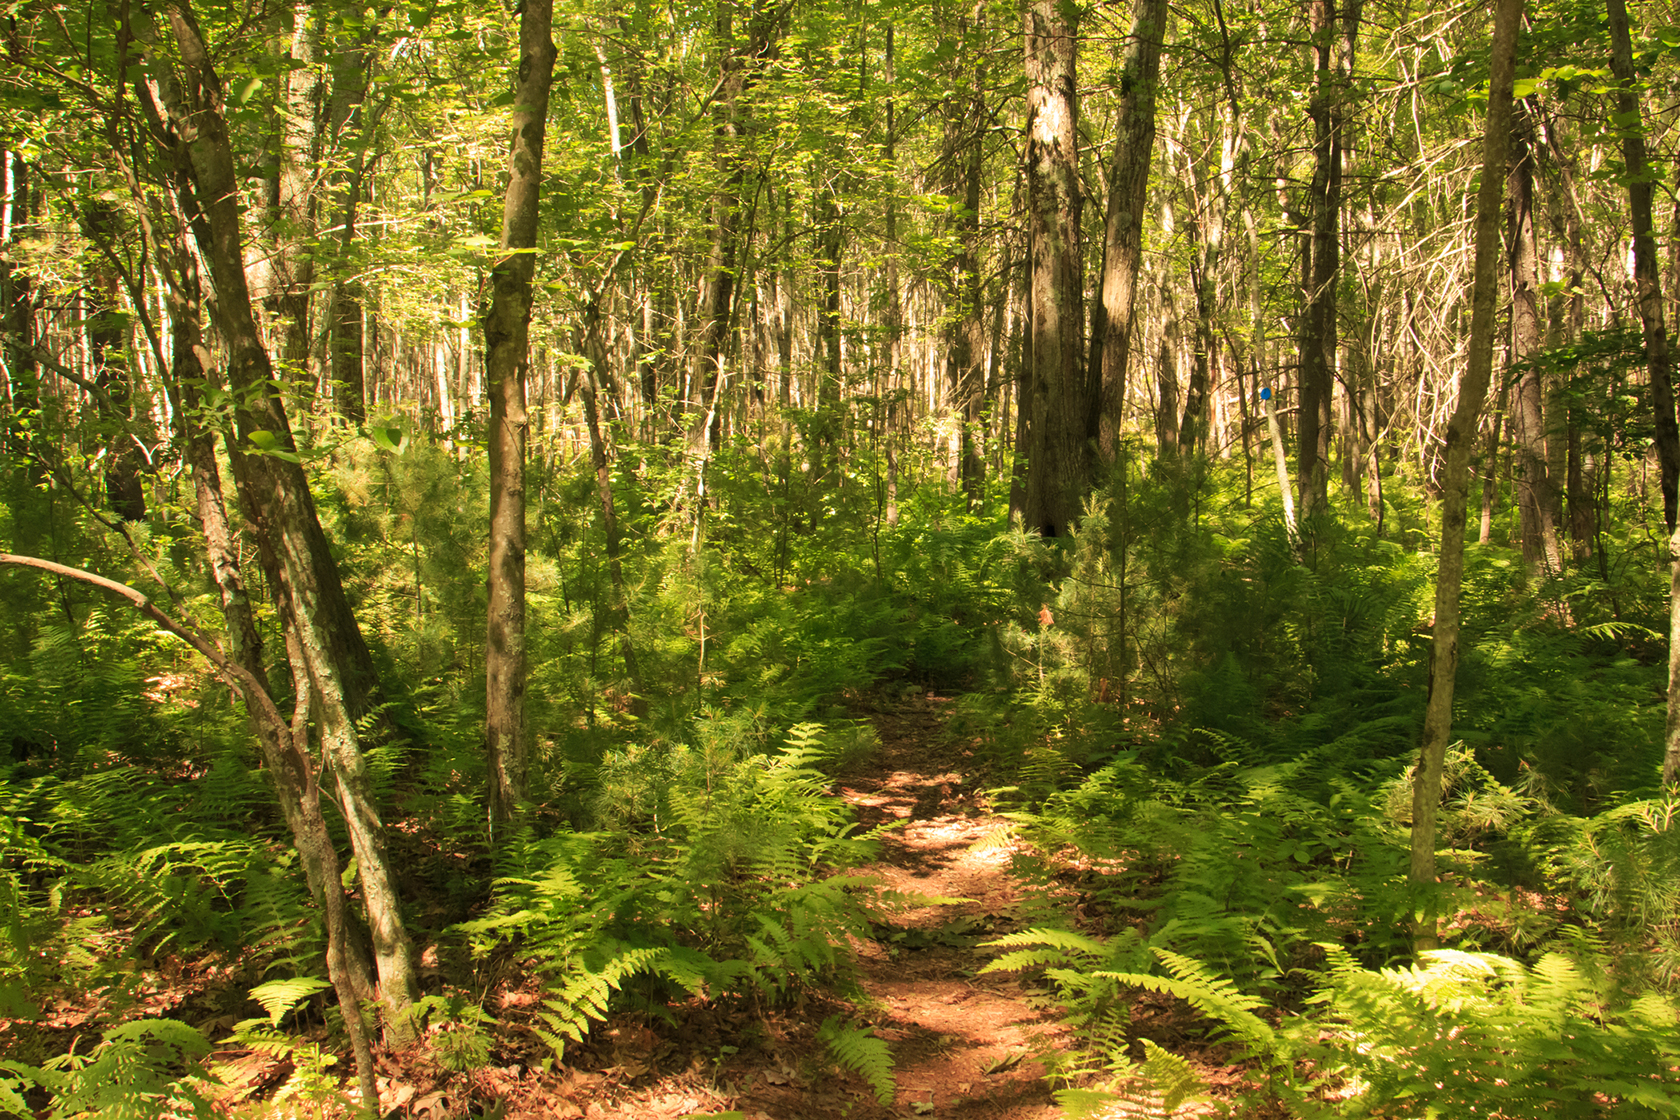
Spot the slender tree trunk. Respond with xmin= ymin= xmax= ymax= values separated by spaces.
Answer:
xmin=0 ymin=553 xmax=380 ymax=1116
xmin=266 ymin=0 xmax=319 ymax=395
xmin=484 ymin=0 xmax=557 ymax=828
xmin=577 ymin=301 xmax=644 ymax=704
xmin=137 ymin=0 xmax=416 ymax=1037
xmin=813 ymin=185 xmax=843 ymax=477
xmin=942 ymin=14 xmax=986 ymax=503
xmin=1408 ymin=0 xmax=1522 ymax=951
xmin=0 ymin=150 xmax=38 ymax=478
xmin=1022 ymin=0 xmax=1085 ymax=538
xmin=1507 ymin=105 xmax=1562 ymax=578
xmin=81 ymin=203 xmax=148 ymax=521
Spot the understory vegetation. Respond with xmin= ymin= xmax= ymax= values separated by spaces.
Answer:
xmin=1 ymin=424 xmax=1678 ymax=1117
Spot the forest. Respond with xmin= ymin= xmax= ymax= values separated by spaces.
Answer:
xmin=1 ymin=0 xmax=1679 ymax=1112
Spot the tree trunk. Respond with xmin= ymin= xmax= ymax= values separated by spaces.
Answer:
xmin=1022 ymin=0 xmax=1085 ymax=539
xmin=81 ymin=203 xmax=149 ymax=522
xmin=1088 ymin=0 xmax=1168 ymax=463
xmin=484 ymin=0 xmax=557 ymax=828
xmin=0 ymin=553 xmax=381 ymax=1115
xmin=1297 ymin=0 xmax=1359 ymax=516
xmin=1507 ymin=105 xmax=1562 ymax=578
xmin=1408 ymin=0 xmax=1522 ymax=951
xmin=1605 ymin=0 xmax=1680 ymax=784
xmin=1 ymin=150 xmax=38 ymax=481
xmin=942 ymin=14 xmax=987 ymax=504
xmin=136 ymin=0 xmax=417 ymax=1038
xmin=326 ymin=4 xmax=374 ymax=426
xmin=266 ymin=0 xmax=320 ymax=397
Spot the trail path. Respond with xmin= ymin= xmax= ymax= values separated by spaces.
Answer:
xmin=494 ymin=693 xmax=1078 ymax=1120
xmin=830 ymin=692 xmax=1070 ymax=1120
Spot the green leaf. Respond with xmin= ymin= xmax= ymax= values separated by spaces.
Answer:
xmin=245 ymin=429 xmax=301 ymax=463
xmin=370 ymin=425 xmax=409 ymax=456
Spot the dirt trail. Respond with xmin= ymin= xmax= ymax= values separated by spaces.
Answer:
xmin=833 ymin=692 xmax=1070 ymax=1120
xmin=492 ymin=694 xmax=1076 ymax=1120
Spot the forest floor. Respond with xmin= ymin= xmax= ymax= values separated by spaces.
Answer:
xmin=4 ymin=693 xmax=1243 ymax=1119
xmin=472 ymin=691 xmax=1087 ymax=1120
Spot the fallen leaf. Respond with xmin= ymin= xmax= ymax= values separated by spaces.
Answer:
xmin=412 ymin=1089 xmax=449 ymax=1119
xmin=912 ymin=1103 xmax=936 ymax=1116
xmin=981 ymin=1051 xmax=1025 ymax=1075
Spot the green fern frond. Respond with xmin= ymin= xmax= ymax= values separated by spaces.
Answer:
xmin=982 ymin=927 xmax=1109 ymax=958
xmin=1053 ymin=1088 xmax=1123 ymax=1119
xmin=816 ymin=1017 xmax=895 ymax=1105
xmin=983 ymin=948 xmax=1086 ymax=974
xmin=249 ymin=976 xmax=331 ymax=1026
xmin=1096 ymin=948 xmax=1275 ymax=1053
xmin=1136 ymin=1038 xmax=1206 ymax=1112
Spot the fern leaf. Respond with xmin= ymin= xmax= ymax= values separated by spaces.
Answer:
xmin=981 ymin=948 xmax=1084 ymax=975
xmin=1137 ymin=1039 xmax=1206 ymax=1112
xmin=982 ymin=927 xmax=1109 ymax=956
xmin=1097 ymin=948 xmax=1277 ymax=1053
xmin=249 ymin=977 xmax=331 ymax=1026
xmin=1052 ymin=1088 xmax=1123 ymax=1119
xmin=817 ymin=1018 xmax=895 ymax=1105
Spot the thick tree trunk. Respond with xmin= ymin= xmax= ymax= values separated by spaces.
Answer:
xmin=1297 ymin=0 xmax=1359 ymax=516
xmin=325 ymin=5 xmax=374 ymax=425
xmin=1022 ymin=0 xmax=1085 ymax=539
xmin=1606 ymin=0 xmax=1680 ymax=784
xmin=1408 ymin=0 xmax=1522 ymax=951
xmin=1088 ymin=0 xmax=1168 ymax=462
xmin=484 ymin=0 xmax=557 ymax=828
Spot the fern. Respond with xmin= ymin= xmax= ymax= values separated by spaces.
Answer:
xmin=1 ymin=1019 xmax=219 ymax=1120
xmin=249 ymin=975 xmax=332 ymax=1026
xmin=816 ymin=1017 xmax=895 ymax=1104
xmin=1312 ymin=943 xmax=1680 ymax=1118
xmin=1094 ymin=947 xmax=1276 ymax=1055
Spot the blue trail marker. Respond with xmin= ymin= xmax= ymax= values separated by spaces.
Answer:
xmin=1260 ymin=386 xmax=1273 ymax=401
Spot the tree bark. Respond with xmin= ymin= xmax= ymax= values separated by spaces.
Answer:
xmin=1506 ymin=104 xmax=1562 ymax=578
xmin=1022 ymin=0 xmax=1085 ymax=539
xmin=135 ymin=0 xmax=416 ymax=1037
xmin=325 ymin=4 xmax=375 ymax=425
xmin=1088 ymin=0 xmax=1168 ymax=463
xmin=1605 ymin=0 xmax=1680 ymax=784
xmin=1297 ymin=0 xmax=1359 ymax=516
xmin=80 ymin=202 xmax=148 ymax=522
xmin=484 ymin=0 xmax=557 ymax=828
xmin=1407 ymin=0 xmax=1522 ymax=952
xmin=265 ymin=0 xmax=320 ymax=396
xmin=941 ymin=12 xmax=987 ymax=503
